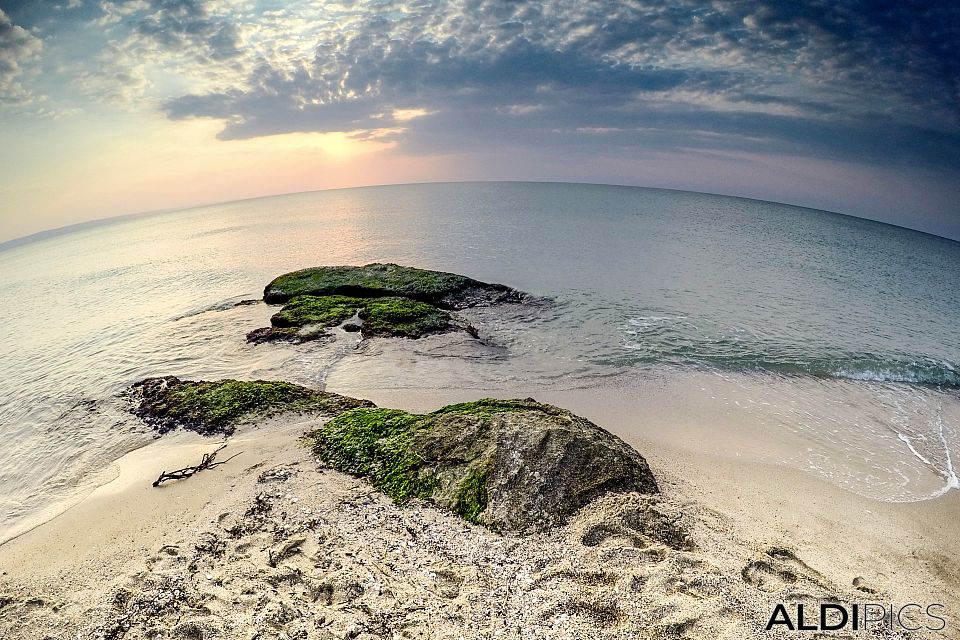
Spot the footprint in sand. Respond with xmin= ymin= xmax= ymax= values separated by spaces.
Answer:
xmin=741 ymin=546 xmax=831 ymax=594
xmin=580 ymin=502 xmax=694 ymax=551
xmin=426 ymin=567 xmax=465 ymax=599
xmin=145 ymin=544 xmax=182 ymax=570
xmin=542 ymin=599 xmax=623 ymax=628
xmin=581 ymin=523 xmax=649 ymax=549
xmin=530 ymin=569 xmax=619 ymax=589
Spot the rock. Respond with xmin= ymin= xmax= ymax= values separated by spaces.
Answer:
xmin=260 ymin=294 xmax=461 ymax=340
xmin=127 ymin=377 xmax=375 ymax=436
xmin=270 ymin=295 xmax=362 ymax=329
xmin=307 ymin=398 xmax=658 ymax=534
xmin=250 ymin=264 xmax=525 ymax=343
xmin=262 ymin=263 xmax=524 ymax=309
xmin=245 ymin=326 xmax=319 ymax=344
xmin=357 ymin=296 xmax=458 ymax=338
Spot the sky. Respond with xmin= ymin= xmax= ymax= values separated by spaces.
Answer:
xmin=0 ymin=0 xmax=958 ymax=242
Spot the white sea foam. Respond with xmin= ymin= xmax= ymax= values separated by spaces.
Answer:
xmin=928 ymin=407 xmax=960 ymax=498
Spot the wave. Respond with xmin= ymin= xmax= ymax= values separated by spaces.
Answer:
xmin=674 ymin=352 xmax=957 ymax=386
xmin=617 ymin=316 xmax=960 ymax=386
xmin=778 ymin=357 xmax=960 ymax=387
xmin=828 ymin=361 xmax=960 ymax=386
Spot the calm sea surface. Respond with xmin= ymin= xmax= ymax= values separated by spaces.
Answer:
xmin=1 ymin=182 xmax=958 ymax=540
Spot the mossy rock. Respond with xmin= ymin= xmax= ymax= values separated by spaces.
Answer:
xmin=263 ymin=263 xmax=523 ymax=309
xmin=357 ymin=297 xmax=457 ymax=338
xmin=128 ymin=376 xmax=374 ymax=436
xmin=245 ymin=325 xmax=332 ymax=345
xmin=251 ymin=294 xmax=475 ymax=342
xmin=250 ymin=264 xmax=522 ymax=344
xmin=307 ymin=398 xmax=658 ymax=534
xmin=271 ymin=295 xmax=363 ymax=329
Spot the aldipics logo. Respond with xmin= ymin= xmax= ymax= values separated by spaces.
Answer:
xmin=765 ymin=603 xmax=947 ymax=632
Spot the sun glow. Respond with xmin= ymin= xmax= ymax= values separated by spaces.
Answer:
xmin=235 ymin=127 xmax=399 ymax=158
xmin=0 ymin=115 xmax=432 ymax=241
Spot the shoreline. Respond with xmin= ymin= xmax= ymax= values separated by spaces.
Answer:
xmin=0 ymin=439 xmax=149 ymax=548
xmin=2 ymin=386 xmax=957 ymax=638
xmin=5 ymin=366 xmax=954 ymax=549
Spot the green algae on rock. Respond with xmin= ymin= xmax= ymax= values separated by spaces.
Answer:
xmin=270 ymin=295 xmax=363 ymax=329
xmin=357 ymin=297 xmax=460 ymax=338
xmin=251 ymin=294 xmax=477 ymax=342
xmin=306 ymin=398 xmax=658 ymax=534
xmin=249 ymin=264 xmax=521 ymax=344
xmin=244 ymin=325 xmax=316 ymax=345
xmin=129 ymin=376 xmax=374 ymax=436
xmin=271 ymin=294 xmax=457 ymax=338
xmin=262 ymin=263 xmax=523 ymax=309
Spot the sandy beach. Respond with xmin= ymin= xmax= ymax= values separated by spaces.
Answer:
xmin=1 ymin=385 xmax=956 ymax=640
xmin=2 ymin=0 xmax=958 ymax=632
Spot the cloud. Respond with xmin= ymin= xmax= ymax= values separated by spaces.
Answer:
xmin=0 ymin=8 xmax=42 ymax=105
xmin=94 ymin=1 xmax=149 ymax=27
xmin=131 ymin=0 xmax=241 ymax=61
xmin=56 ymin=0 xmax=245 ymax=107
xmin=6 ymin=0 xmax=960 ymax=172
xmin=145 ymin=0 xmax=960 ymax=173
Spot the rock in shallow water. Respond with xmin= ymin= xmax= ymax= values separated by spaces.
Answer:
xmin=127 ymin=376 xmax=374 ymax=436
xmin=266 ymin=294 xmax=475 ymax=340
xmin=262 ymin=262 xmax=524 ymax=309
xmin=249 ymin=263 xmax=515 ymax=343
xmin=244 ymin=325 xmax=331 ymax=345
xmin=307 ymin=398 xmax=659 ymax=534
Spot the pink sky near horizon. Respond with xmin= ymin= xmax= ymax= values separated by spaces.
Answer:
xmin=2 ymin=116 xmax=956 ymax=244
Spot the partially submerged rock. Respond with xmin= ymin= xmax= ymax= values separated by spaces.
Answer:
xmin=261 ymin=294 xmax=476 ymax=341
xmin=306 ymin=398 xmax=658 ymax=534
xmin=270 ymin=295 xmax=363 ymax=329
xmin=245 ymin=295 xmax=363 ymax=344
xmin=249 ymin=263 xmax=517 ymax=343
xmin=262 ymin=263 xmax=523 ymax=309
xmin=244 ymin=326 xmax=316 ymax=345
xmin=128 ymin=376 xmax=374 ymax=436
xmin=359 ymin=297 xmax=467 ymax=338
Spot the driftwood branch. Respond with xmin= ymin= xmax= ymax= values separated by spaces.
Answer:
xmin=152 ymin=444 xmax=241 ymax=487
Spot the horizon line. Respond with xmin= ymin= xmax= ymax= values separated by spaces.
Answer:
xmin=1 ymin=179 xmax=957 ymax=250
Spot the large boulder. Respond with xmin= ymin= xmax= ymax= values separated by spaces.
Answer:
xmin=128 ymin=377 xmax=374 ymax=436
xmin=308 ymin=398 xmax=658 ymax=534
xmin=262 ymin=263 xmax=524 ymax=309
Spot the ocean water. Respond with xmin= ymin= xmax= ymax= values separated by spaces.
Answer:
xmin=1 ymin=182 xmax=958 ymax=541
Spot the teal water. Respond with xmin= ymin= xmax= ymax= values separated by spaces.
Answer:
xmin=1 ymin=182 xmax=958 ymax=539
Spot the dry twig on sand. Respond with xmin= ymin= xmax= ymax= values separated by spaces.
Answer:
xmin=152 ymin=444 xmax=241 ymax=487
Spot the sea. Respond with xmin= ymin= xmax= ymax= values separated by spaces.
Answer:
xmin=1 ymin=182 xmax=958 ymax=542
